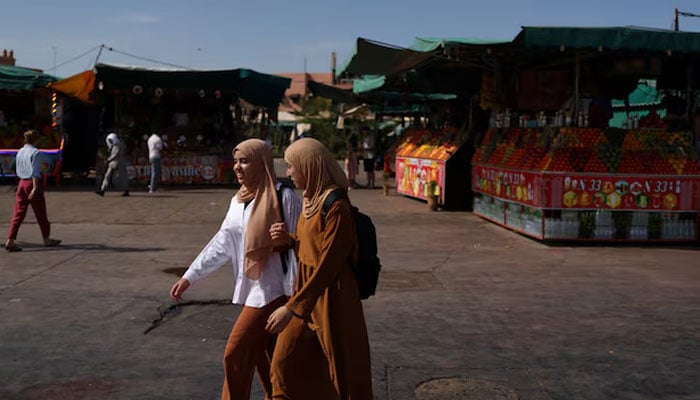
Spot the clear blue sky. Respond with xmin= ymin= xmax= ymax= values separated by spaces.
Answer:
xmin=3 ymin=0 xmax=700 ymax=78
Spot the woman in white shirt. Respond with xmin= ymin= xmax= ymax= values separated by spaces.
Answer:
xmin=169 ymin=139 xmax=301 ymax=400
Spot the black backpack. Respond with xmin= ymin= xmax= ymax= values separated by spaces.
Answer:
xmin=322 ymin=189 xmax=381 ymax=300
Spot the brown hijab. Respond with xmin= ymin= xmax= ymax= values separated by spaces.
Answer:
xmin=234 ymin=139 xmax=280 ymax=280
xmin=284 ymin=138 xmax=349 ymax=219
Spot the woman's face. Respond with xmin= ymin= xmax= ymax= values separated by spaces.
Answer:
xmin=286 ymin=162 xmax=306 ymax=190
xmin=233 ymin=154 xmax=251 ymax=186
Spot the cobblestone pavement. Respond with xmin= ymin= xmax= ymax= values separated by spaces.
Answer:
xmin=1 ymin=169 xmax=699 ymax=399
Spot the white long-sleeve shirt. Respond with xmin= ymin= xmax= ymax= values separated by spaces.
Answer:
xmin=183 ymin=183 xmax=302 ymax=307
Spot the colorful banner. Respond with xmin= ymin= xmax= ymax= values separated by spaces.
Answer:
xmin=0 ymin=151 xmax=62 ymax=177
xmin=472 ymin=164 xmax=544 ymax=207
xmin=395 ymin=156 xmax=445 ymax=202
xmin=548 ymin=174 xmax=700 ymax=211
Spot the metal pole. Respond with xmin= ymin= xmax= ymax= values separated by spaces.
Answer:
xmin=675 ymin=8 xmax=680 ymax=31
xmin=51 ymin=46 xmax=57 ymax=75
xmin=94 ymin=44 xmax=105 ymax=67
xmin=686 ymin=61 xmax=693 ymax=118
xmin=331 ymin=52 xmax=337 ymax=85
xmin=574 ymin=53 xmax=580 ymax=117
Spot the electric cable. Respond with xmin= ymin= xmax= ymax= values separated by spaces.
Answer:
xmin=52 ymin=45 xmax=102 ymax=71
xmin=104 ymin=46 xmax=194 ymax=70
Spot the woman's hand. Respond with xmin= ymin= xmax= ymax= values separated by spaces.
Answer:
xmin=169 ymin=278 xmax=191 ymax=301
xmin=269 ymin=222 xmax=288 ymax=240
xmin=266 ymin=306 xmax=293 ymax=333
xmin=270 ymin=222 xmax=292 ymax=249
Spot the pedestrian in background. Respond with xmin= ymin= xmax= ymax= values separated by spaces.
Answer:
xmin=267 ymin=138 xmax=373 ymax=400
xmin=361 ymin=126 xmax=376 ymax=189
xmin=169 ymin=139 xmax=302 ymax=400
xmin=147 ymin=132 xmax=164 ymax=193
xmin=5 ymin=129 xmax=61 ymax=252
xmin=344 ymin=131 xmax=359 ymax=189
xmin=96 ymin=132 xmax=129 ymax=197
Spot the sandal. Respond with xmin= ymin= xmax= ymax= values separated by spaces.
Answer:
xmin=5 ymin=244 xmax=22 ymax=252
xmin=44 ymin=239 xmax=62 ymax=247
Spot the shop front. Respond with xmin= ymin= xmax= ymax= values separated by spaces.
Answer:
xmin=51 ymin=63 xmax=291 ymax=184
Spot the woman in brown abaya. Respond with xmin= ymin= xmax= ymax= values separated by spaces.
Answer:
xmin=266 ymin=138 xmax=373 ymax=400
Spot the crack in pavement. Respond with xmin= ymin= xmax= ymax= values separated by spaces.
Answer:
xmin=143 ymin=299 xmax=231 ymax=335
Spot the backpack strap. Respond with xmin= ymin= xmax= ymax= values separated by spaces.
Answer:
xmin=276 ymin=182 xmax=294 ymax=275
xmin=321 ymin=188 xmax=348 ymax=220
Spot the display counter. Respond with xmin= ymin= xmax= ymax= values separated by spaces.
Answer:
xmin=472 ymin=127 xmax=700 ymax=241
xmin=394 ymin=128 xmax=471 ymax=209
xmin=0 ymin=136 xmax=64 ymax=179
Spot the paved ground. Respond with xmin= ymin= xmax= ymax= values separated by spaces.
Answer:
xmin=1 ymin=167 xmax=699 ymax=400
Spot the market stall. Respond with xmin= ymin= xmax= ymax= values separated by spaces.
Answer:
xmin=472 ymin=126 xmax=700 ymax=241
xmin=0 ymin=136 xmax=64 ymax=182
xmin=0 ymin=65 xmax=61 ymax=179
xmin=394 ymin=127 xmax=471 ymax=209
xmin=461 ymin=26 xmax=700 ymax=242
xmin=51 ymin=64 xmax=291 ymax=184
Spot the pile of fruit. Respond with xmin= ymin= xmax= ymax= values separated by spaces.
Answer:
xmin=395 ymin=127 xmax=460 ymax=160
xmin=473 ymin=127 xmax=700 ymax=175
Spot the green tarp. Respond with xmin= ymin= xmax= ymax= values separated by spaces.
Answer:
xmin=353 ymin=75 xmax=386 ymax=94
xmin=92 ymin=63 xmax=291 ymax=107
xmin=515 ymin=26 xmax=700 ymax=53
xmin=0 ymin=65 xmax=58 ymax=90
xmin=410 ymin=37 xmax=509 ymax=52
xmin=307 ymin=80 xmax=358 ymax=104
xmin=337 ymin=38 xmax=436 ymax=77
xmin=611 ymin=82 xmax=662 ymax=107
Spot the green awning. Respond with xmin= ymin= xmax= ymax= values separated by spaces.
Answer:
xmin=611 ymin=82 xmax=662 ymax=107
xmin=337 ymin=38 xmax=436 ymax=77
xmin=0 ymin=65 xmax=58 ymax=90
xmin=410 ymin=37 xmax=510 ymax=52
xmin=515 ymin=26 xmax=700 ymax=53
xmin=91 ymin=63 xmax=291 ymax=107
xmin=353 ymin=75 xmax=386 ymax=94
xmin=369 ymin=103 xmax=426 ymax=114
xmin=307 ymin=80 xmax=358 ymax=104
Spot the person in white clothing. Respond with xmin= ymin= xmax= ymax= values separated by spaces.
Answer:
xmin=169 ymin=138 xmax=301 ymax=400
xmin=147 ymin=133 xmax=164 ymax=193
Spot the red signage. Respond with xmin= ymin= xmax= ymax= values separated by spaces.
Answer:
xmin=472 ymin=164 xmax=544 ymax=207
xmin=395 ymin=156 xmax=445 ymax=202
xmin=471 ymin=165 xmax=700 ymax=211
xmin=548 ymin=174 xmax=700 ymax=211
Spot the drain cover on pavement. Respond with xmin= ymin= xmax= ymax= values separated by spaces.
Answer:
xmin=415 ymin=377 xmax=518 ymax=400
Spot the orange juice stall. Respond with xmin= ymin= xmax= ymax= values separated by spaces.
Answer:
xmin=472 ymin=127 xmax=700 ymax=241
xmin=394 ymin=127 xmax=471 ymax=209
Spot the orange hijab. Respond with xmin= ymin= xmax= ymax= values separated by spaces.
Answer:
xmin=234 ymin=139 xmax=280 ymax=280
xmin=284 ymin=138 xmax=349 ymax=219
